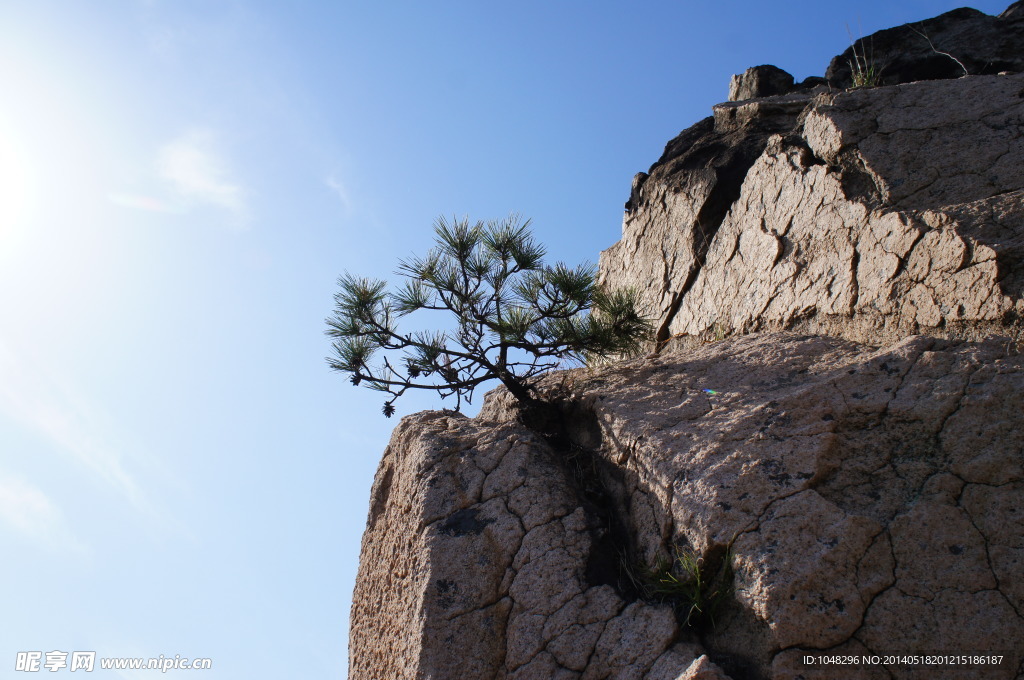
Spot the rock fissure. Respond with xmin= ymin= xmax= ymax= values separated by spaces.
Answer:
xmin=959 ymin=490 xmax=1024 ymax=621
xmin=887 ymin=227 xmax=928 ymax=282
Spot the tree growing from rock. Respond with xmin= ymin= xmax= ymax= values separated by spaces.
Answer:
xmin=326 ymin=215 xmax=651 ymax=417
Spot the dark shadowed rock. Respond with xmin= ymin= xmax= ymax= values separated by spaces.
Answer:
xmin=623 ymin=171 xmax=648 ymax=213
xmin=795 ymin=75 xmax=828 ymax=90
xmin=826 ymin=2 xmax=1024 ymax=88
xmin=1003 ymin=0 xmax=1024 ymax=20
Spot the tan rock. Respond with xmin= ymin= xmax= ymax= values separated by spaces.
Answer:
xmin=349 ymin=412 xmax=682 ymax=679
xmin=600 ymin=75 xmax=1024 ymax=348
xmin=727 ymin=65 xmax=794 ymax=102
xmin=674 ymin=654 xmax=732 ymax=680
xmin=643 ymin=644 xmax=703 ymax=679
xmin=352 ymin=333 xmax=1024 ymax=679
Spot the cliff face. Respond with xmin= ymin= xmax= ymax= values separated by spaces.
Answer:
xmin=601 ymin=2 xmax=1024 ymax=349
xmin=351 ymin=335 xmax=1024 ymax=679
xmin=599 ymin=75 xmax=1024 ymax=348
xmin=348 ymin=410 xmax=684 ymax=679
xmin=349 ymin=5 xmax=1024 ymax=680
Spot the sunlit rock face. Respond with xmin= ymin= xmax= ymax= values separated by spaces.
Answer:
xmin=347 ymin=409 xmax=685 ymax=680
xmin=349 ymin=4 xmax=1024 ymax=679
xmin=601 ymin=1 xmax=1024 ymax=349
xmin=350 ymin=334 xmax=1024 ymax=679
xmin=599 ymin=70 xmax=1024 ymax=349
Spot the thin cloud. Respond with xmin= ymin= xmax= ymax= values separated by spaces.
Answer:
xmin=0 ymin=473 xmax=87 ymax=554
xmin=156 ymin=128 xmax=248 ymax=225
xmin=325 ymin=174 xmax=353 ymax=215
xmin=0 ymin=475 xmax=60 ymax=535
xmin=0 ymin=340 xmax=146 ymax=513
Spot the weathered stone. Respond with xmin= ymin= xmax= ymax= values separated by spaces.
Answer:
xmin=803 ymin=74 xmax=1024 ymax=209
xmin=349 ymin=411 xmax=682 ymax=679
xmin=643 ymin=644 xmax=703 ymax=679
xmin=674 ymin=654 xmax=732 ymax=680
xmin=601 ymin=73 xmax=1024 ymax=348
xmin=348 ymin=413 xmax=530 ymax=680
xmin=728 ymin=65 xmax=795 ymax=102
xmin=961 ymin=482 xmax=1024 ymax=614
xmin=542 ymin=333 xmax=1023 ymax=679
xmin=352 ymin=333 xmax=1024 ymax=678
xmin=732 ymin=491 xmax=887 ymax=649
xmin=581 ymin=602 xmax=678 ymax=680
xmin=599 ymin=92 xmax=814 ymax=345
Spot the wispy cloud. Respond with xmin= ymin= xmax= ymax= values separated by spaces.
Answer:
xmin=325 ymin=174 xmax=353 ymax=215
xmin=0 ymin=475 xmax=60 ymax=535
xmin=0 ymin=473 xmax=86 ymax=553
xmin=0 ymin=340 xmax=146 ymax=514
xmin=156 ymin=128 xmax=248 ymax=225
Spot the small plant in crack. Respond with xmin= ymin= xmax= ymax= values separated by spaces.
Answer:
xmin=705 ymin=322 xmax=729 ymax=343
xmin=625 ymin=544 xmax=735 ymax=629
xmin=846 ymin=27 xmax=882 ymax=89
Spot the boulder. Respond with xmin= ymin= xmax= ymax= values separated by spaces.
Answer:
xmin=728 ymin=65 xmax=795 ymax=102
xmin=599 ymin=89 xmax=818 ymax=344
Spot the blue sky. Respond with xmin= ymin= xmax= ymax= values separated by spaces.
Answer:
xmin=0 ymin=1 xmax=1012 ymax=678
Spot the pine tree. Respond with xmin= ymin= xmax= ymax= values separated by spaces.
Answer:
xmin=326 ymin=215 xmax=651 ymax=417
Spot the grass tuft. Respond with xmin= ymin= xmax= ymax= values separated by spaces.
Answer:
xmin=624 ymin=544 xmax=734 ymax=629
xmin=847 ymin=27 xmax=881 ymax=89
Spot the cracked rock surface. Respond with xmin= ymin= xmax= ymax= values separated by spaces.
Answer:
xmin=348 ymin=412 xmax=684 ymax=679
xmin=349 ymin=333 xmax=1024 ymax=679
xmin=600 ymin=72 xmax=1024 ymax=348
